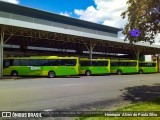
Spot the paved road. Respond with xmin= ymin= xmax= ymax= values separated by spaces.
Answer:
xmin=0 ymin=74 xmax=160 ymax=111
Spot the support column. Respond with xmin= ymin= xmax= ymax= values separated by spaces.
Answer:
xmin=89 ymin=42 xmax=93 ymax=59
xmin=139 ymin=54 xmax=145 ymax=61
xmin=83 ymin=40 xmax=96 ymax=60
xmin=0 ymin=30 xmax=4 ymax=77
xmin=133 ymin=49 xmax=141 ymax=61
xmin=157 ymin=55 xmax=159 ymax=72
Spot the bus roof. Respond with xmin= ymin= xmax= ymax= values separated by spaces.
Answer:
xmin=80 ymin=58 xmax=110 ymax=61
xmin=110 ymin=60 xmax=138 ymax=62
xmin=4 ymin=56 xmax=79 ymax=59
xmin=139 ymin=61 xmax=157 ymax=63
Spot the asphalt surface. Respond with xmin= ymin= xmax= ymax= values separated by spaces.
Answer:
xmin=0 ymin=74 xmax=160 ymax=112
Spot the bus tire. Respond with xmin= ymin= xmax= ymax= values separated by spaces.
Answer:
xmin=48 ymin=71 xmax=56 ymax=78
xmin=117 ymin=70 xmax=122 ymax=75
xmin=85 ymin=70 xmax=91 ymax=76
xmin=11 ymin=70 xmax=18 ymax=76
xmin=139 ymin=70 xmax=143 ymax=74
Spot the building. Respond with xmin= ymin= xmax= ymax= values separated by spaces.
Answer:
xmin=0 ymin=1 xmax=160 ymax=77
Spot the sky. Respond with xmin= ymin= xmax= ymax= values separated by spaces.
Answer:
xmin=0 ymin=0 xmax=128 ymax=28
xmin=0 ymin=0 xmax=159 ymax=43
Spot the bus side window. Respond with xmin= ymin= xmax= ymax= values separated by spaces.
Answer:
xmin=66 ymin=59 xmax=76 ymax=66
xmin=146 ymin=63 xmax=152 ymax=67
xmin=80 ymin=61 xmax=91 ymax=66
xmin=104 ymin=61 xmax=108 ymax=66
xmin=13 ymin=59 xmax=21 ymax=66
xmin=130 ymin=62 xmax=137 ymax=66
xmin=118 ymin=62 xmax=122 ymax=66
xmin=92 ymin=61 xmax=99 ymax=66
xmin=152 ymin=63 xmax=156 ymax=67
xmin=80 ymin=61 xmax=85 ymax=66
xmin=39 ymin=60 xmax=48 ymax=66
xmin=3 ymin=60 xmax=10 ymax=68
xmin=20 ymin=60 xmax=29 ymax=66
xmin=50 ymin=60 xmax=60 ymax=66
xmin=111 ymin=62 xmax=117 ymax=66
xmin=29 ymin=59 xmax=39 ymax=66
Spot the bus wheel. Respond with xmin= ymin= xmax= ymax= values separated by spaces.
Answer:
xmin=48 ymin=71 xmax=55 ymax=78
xmin=117 ymin=70 xmax=122 ymax=75
xmin=85 ymin=70 xmax=91 ymax=76
xmin=11 ymin=71 xmax=18 ymax=76
xmin=139 ymin=70 xmax=143 ymax=74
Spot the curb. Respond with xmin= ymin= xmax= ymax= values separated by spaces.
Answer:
xmin=0 ymin=76 xmax=21 ymax=80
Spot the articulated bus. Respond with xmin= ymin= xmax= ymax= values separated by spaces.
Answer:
xmin=110 ymin=60 xmax=138 ymax=75
xmin=3 ymin=56 xmax=79 ymax=78
xmin=139 ymin=61 xmax=158 ymax=74
xmin=79 ymin=58 xmax=110 ymax=76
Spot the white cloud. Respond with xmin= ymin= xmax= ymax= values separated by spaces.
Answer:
xmin=0 ymin=0 xmax=19 ymax=4
xmin=74 ymin=0 xmax=128 ymax=28
xmin=74 ymin=0 xmax=160 ymax=42
xmin=74 ymin=6 xmax=99 ymax=23
xmin=60 ymin=11 xmax=72 ymax=17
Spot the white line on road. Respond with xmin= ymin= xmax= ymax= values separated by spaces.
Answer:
xmin=60 ymin=84 xmax=82 ymax=87
xmin=43 ymin=109 xmax=53 ymax=111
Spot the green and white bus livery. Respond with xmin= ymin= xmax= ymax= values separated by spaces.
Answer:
xmin=3 ymin=56 xmax=79 ymax=78
xmin=110 ymin=60 xmax=138 ymax=75
xmin=139 ymin=61 xmax=158 ymax=74
xmin=79 ymin=58 xmax=110 ymax=76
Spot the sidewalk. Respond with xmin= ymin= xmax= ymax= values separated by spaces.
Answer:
xmin=0 ymin=76 xmax=21 ymax=80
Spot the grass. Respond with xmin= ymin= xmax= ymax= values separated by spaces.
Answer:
xmin=75 ymin=98 xmax=160 ymax=120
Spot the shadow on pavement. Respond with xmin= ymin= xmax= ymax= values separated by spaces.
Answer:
xmin=121 ymin=83 xmax=160 ymax=103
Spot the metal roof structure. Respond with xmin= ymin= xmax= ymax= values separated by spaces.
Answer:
xmin=0 ymin=1 xmax=120 ymax=34
xmin=0 ymin=1 xmax=160 ymax=76
xmin=0 ymin=1 xmax=160 ymax=56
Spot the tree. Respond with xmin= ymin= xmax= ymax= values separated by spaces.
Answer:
xmin=121 ymin=0 xmax=160 ymax=44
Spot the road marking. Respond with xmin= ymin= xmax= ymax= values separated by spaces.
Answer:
xmin=33 ymin=78 xmax=47 ymax=80
xmin=121 ymin=79 xmax=144 ymax=82
xmin=43 ymin=109 xmax=53 ymax=111
xmin=60 ymin=84 xmax=82 ymax=87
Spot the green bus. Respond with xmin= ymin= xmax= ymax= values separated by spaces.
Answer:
xmin=79 ymin=58 xmax=110 ymax=76
xmin=139 ymin=61 xmax=158 ymax=74
xmin=3 ymin=56 xmax=79 ymax=78
xmin=110 ymin=60 xmax=138 ymax=75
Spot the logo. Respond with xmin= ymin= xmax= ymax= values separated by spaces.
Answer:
xmin=28 ymin=66 xmax=41 ymax=70
xmin=130 ymin=29 xmax=140 ymax=37
xmin=1 ymin=112 xmax=42 ymax=118
xmin=2 ymin=112 xmax=11 ymax=117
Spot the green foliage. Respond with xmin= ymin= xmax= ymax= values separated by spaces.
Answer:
xmin=121 ymin=0 xmax=160 ymax=44
xmin=76 ymin=98 xmax=160 ymax=120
